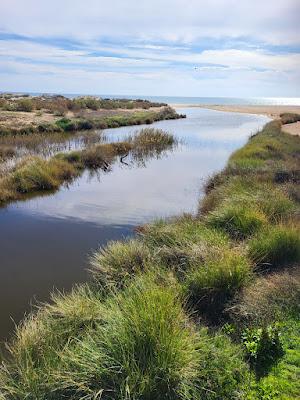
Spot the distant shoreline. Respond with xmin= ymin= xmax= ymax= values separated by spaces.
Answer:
xmin=171 ymin=104 xmax=300 ymax=136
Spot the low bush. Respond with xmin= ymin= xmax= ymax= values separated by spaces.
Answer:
xmin=242 ymin=324 xmax=284 ymax=377
xmin=280 ymin=112 xmax=300 ymax=124
xmin=248 ymin=224 xmax=300 ymax=269
xmin=16 ymin=98 xmax=34 ymax=112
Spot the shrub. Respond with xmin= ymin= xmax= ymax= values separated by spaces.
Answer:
xmin=56 ymin=118 xmax=78 ymax=131
xmin=16 ymin=98 xmax=34 ymax=112
xmin=242 ymin=324 xmax=284 ymax=377
xmin=185 ymin=249 xmax=252 ymax=319
xmin=248 ymin=225 xmax=300 ymax=269
xmin=207 ymin=204 xmax=267 ymax=239
xmin=280 ymin=113 xmax=300 ymax=124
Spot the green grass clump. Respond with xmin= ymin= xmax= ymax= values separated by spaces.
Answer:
xmin=0 ymin=285 xmax=106 ymax=399
xmin=51 ymin=275 xmax=248 ymax=399
xmin=231 ymin=270 xmax=300 ymax=325
xmin=11 ymin=157 xmax=77 ymax=193
xmin=129 ymin=128 xmax=176 ymax=148
xmin=0 ymin=275 xmax=249 ymax=399
xmin=141 ymin=217 xmax=230 ymax=276
xmin=248 ymin=224 xmax=300 ymax=269
xmin=207 ymin=204 xmax=267 ymax=239
xmin=91 ymin=239 xmax=152 ymax=287
xmin=185 ymin=249 xmax=252 ymax=319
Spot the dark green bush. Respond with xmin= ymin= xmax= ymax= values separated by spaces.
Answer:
xmin=242 ymin=324 xmax=284 ymax=377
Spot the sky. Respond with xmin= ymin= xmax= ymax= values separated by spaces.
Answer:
xmin=0 ymin=0 xmax=300 ymax=97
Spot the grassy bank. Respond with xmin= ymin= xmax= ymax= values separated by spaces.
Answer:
xmin=0 ymin=128 xmax=177 ymax=206
xmin=0 ymin=119 xmax=299 ymax=399
xmin=0 ymin=94 xmax=185 ymax=136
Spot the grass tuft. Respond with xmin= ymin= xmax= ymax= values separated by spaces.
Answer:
xmin=248 ymin=224 xmax=300 ymax=269
xmin=206 ymin=204 xmax=267 ymax=239
xmin=185 ymin=249 xmax=252 ymax=319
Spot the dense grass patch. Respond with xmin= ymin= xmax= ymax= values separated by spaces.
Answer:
xmin=185 ymin=249 xmax=252 ymax=319
xmin=231 ymin=269 xmax=300 ymax=325
xmin=248 ymin=224 xmax=300 ymax=269
xmin=0 ymin=275 xmax=249 ymax=399
xmin=11 ymin=157 xmax=77 ymax=193
xmin=91 ymin=239 xmax=152 ymax=288
xmin=0 ymin=285 xmax=106 ymax=399
xmin=206 ymin=204 xmax=267 ymax=239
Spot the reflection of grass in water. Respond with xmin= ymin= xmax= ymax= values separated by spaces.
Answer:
xmin=0 ymin=130 xmax=104 ymax=156
xmin=0 ymin=129 xmax=177 ymax=206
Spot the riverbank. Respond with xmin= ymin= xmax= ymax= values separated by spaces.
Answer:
xmin=173 ymin=103 xmax=300 ymax=136
xmin=0 ymin=95 xmax=185 ymax=136
xmin=0 ymin=128 xmax=177 ymax=206
xmin=1 ymin=117 xmax=299 ymax=399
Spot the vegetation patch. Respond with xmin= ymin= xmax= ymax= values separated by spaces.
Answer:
xmin=1 ymin=116 xmax=299 ymax=399
xmin=0 ymin=129 xmax=176 ymax=206
xmin=248 ymin=224 xmax=300 ymax=270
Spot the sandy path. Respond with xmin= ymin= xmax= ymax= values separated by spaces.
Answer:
xmin=171 ymin=104 xmax=300 ymax=136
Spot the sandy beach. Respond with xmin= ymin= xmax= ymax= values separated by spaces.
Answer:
xmin=172 ymin=104 xmax=300 ymax=136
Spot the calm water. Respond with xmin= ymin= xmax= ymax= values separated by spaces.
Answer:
xmin=0 ymin=108 xmax=270 ymax=342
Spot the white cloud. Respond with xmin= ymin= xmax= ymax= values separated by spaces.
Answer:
xmin=0 ymin=0 xmax=299 ymax=96
xmin=0 ymin=0 xmax=299 ymax=45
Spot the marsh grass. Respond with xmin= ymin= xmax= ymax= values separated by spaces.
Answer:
xmin=206 ymin=204 xmax=267 ymax=239
xmin=0 ymin=274 xmax=249 ymax=399
xmin=230 ymin=269 xmax=300 ymax=325
xmin=0 ymin=129 xmax=176 ymax=206
xmin=11 ymin=156 xmax=78 ymax=193
xmin=185 ymin=249 xmax=252 ymax=320
xmin=248 ymin=224 xmax=300 ymax=270
xmin=1 ymin=116 xmax=299 ymax=399
xmin=0 ymin=145 xmax=16 ymax=160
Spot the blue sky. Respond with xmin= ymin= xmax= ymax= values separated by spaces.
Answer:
xmin=0 ymin=0 xmax=299 ymax=97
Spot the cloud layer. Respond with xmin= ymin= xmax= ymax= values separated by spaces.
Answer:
xmin=0 ymin=0 xmax=299 ymax=96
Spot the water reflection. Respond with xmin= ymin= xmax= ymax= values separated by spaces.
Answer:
xmin=0 ymin=108 xmax=270 ymax=342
